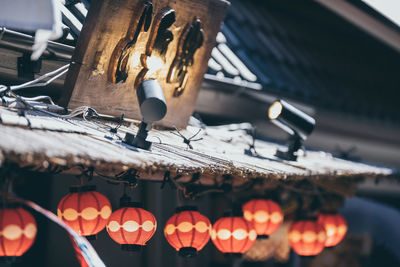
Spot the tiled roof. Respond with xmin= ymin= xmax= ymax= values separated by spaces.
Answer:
xmin=220 ymin=0 xmax=400 ymax=123
xmin=60 ymin=0 xmax=400 ymax=123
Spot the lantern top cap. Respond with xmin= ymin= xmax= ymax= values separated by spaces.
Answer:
xmin=175 ymin=206 xmax=198 ymax=213
xmin=0 ymin=202 xmax=22 ymax=209
xmin=223 ymin=209 xmax=243 ymax=217
xmin=69 ymin=185 xmax=96 ymax=193
xmin=120 ymin=201 xmax=143 ymax=208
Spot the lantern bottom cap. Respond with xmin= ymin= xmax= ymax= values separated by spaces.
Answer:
xmin=121 ymin=244 xmax=142 ymax=252
xmin=178 ymin=247 xmax=197 ymax=258
xmin=223 ymin=253 xmax=242 ymax=258
xmin=299 ymin=255 xmax=317 ymax=259
xmin=257 ymin=235 xmax=269 ymax=239
xmin=0 ymin=256 xmax=17 ymax=263
xmin=85 ymin=234 xmax=97 ymax=240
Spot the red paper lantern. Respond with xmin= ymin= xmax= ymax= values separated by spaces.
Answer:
xmin=0 ymin=206 xmax=37 ymax=258
xmin=242 ymin=199 xmax=284 ymax=238
xmin=289 ymin=220 xmax=326 ymax=256
xmin=164 ymin=206 xmax=211 ymax=257
xmin=318 ymin=213 xmax=347 ymax=247
xmin=211 ymin=215 xmax=257 ymax=255
xmin=57 ymin=185 xmax=112 ymax=238
xmin=106 ymin=202 xmax=157 ymax=251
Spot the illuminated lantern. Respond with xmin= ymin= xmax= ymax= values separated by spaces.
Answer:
xmin=57 ymin=185 xmax=112 ymax=238
xmin=318 ymin=213 xmax=347 ymax=247
xmin=289 ymin=220 xmax=326 ymax=256
xmin=0 ymin=206 xmax=37 ymax=258
xmin=242 ymin=199 xmax=284 ymax=238
xmin=164 ymin=206 xmax=211 ymax=258
xmin=211 ymin=213 xmax=257 ymax=255
xmin=107 ymin=202 xmax=157 ymax=251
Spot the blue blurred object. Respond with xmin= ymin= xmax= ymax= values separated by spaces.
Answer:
xmin=340 ymin=197 xmax=400 ymax=261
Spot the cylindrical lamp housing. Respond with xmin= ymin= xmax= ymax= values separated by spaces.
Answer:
xmin=268 ymin=100 xmax=315 ymax=140
xmin=137 ymin=79 xmax=167 ymax=123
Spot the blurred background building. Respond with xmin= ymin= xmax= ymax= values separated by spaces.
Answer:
xmin=0 ymin=0 xmax=399 ymax=266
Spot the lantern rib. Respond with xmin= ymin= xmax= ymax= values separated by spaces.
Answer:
xmin=265 ymin=201 xmax=272 ymax=235
xmin=15 ymin=209 xmax=26 ymax=256
xmin=0 ymin=211 xmax=5 ymax=255
xmin=212 ymin=219 xmax=225 ymax=253
xmin=174 ymin=211 xmax=185 ymax=249
xmin=133 ymin=208 xmax=142 ymax=245
xmin=300 ymin=221 xmax=306 ymax=254
xmin=198 ymin=218 xmax=211 ymax=250
xmin=229 ymin=217 xmax=234 ymax=252
xmin=238 ymin=219 xmax=250 ymax=254
xmin=88 ymin=191 xmax=101 ymax=236
xmin=119 ymin=209 xmax=129 ymax=244
xmin=311 ymin=223 xmax=319 ymax=255
xmin=189 ymin=211 xmax=196 ymax=248
xmin=59 ymin=193 xmax=72 ymax=219
xmin=0 ymin=209 xmax=8 ymax=255
xmin=77 ymin=192 xmax=84 ymax=236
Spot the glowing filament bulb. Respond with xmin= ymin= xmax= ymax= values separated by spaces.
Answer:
xmin=268 ymin=101 xmax=282 ymax=120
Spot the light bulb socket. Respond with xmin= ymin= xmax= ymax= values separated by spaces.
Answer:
xmin=275 ymin=133 xmax=302 ymax=161
xmin=123 ymin=122 xmax=152 ymax=150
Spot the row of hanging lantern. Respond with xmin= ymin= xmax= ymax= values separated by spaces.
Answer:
xmin=0 ymin=185 xmax=348 ymax=261
xmin=55 ymin=186 xmax=348 ymax=257
xmin=55 ymin=186 xmax=347 ymax=258
xmin=288 ymin=213 xmax=348 ymax=256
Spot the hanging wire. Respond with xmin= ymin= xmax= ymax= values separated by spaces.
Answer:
xmin=0 ymin=64 xmax=70 ymax=94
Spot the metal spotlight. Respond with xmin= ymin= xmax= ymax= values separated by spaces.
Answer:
xmin=123 ymin=79 xmax=167 ymax=150
xmin=268 ymin=100 xmax=315 ymax=161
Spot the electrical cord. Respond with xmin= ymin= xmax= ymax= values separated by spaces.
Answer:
xmin=0 ymin=64 xmax=70 ymax=94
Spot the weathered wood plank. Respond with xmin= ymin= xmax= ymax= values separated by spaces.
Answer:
xmin=0 ymin=106 xmax=394 ymax=187
xmin=60 ymin=0 xmax=229 ymax=128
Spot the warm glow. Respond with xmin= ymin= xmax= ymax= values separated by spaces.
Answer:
xmin=123 ymin=221 xmax=140 ymax=232
xmin=177 ymin=222 xmax=193 ymax=232
xmin=217 ymin=229 xmax=231 ymax=240
xmin=242 ymin=199 xmax=284 ymax=237
xmin=254 ymin=211 xmax=269 ymax=223
xmin=270 ymin=212 xmax=283 ymax=224
xmin=195 ymin=221 xmax=209 ymax=233
xmin=165 ymin=224 xmax=175 ymax=235
xmin=268 ymin=101 xmax=282 ymax=119
xmin=146 ymin=55 xmax=163 ymax=75
xmin=164 ymin=209 xmax=211 ymax=254
xmin=57 ymin=190 xmax=112 ymax=237
xmin=130 ymin=51 xmax=141 ymax=68
xmin=249 ymin=230 xmax=257 ymax=241
xmin=142 ymin=220 xmax=157 ymax=232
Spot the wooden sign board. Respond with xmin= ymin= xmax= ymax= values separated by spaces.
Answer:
xmin=60 ymin=0 xmax=229 ymax=128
